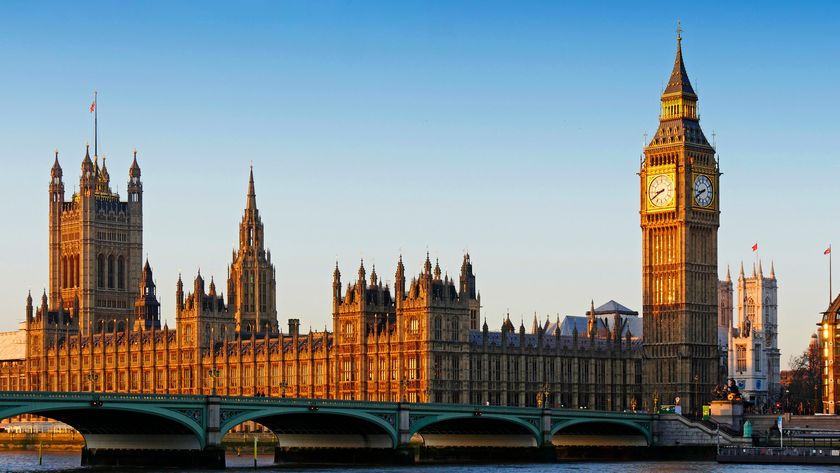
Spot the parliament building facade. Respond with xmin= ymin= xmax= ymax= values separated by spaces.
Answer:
xmin=0 ymin=35 xmax=721 ymax=414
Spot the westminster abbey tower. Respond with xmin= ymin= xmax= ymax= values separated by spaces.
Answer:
xmin=640 ymin=32 xmax=721 ymax=415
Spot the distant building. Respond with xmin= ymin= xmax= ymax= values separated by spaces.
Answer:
xmin=820 ymin=296 xmax=840 ymax=413
xmin=718 ymin=261 xmax=780 ymax=405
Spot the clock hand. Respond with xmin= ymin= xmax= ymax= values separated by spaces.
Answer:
xmin=652 ymin=189 xmax=665 ymax=198
xmin=696 ymin=188 xmax=706 ymax=196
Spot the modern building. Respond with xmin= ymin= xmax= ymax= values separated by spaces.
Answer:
xmin=718 ymin=261 xmax=780 ymax=405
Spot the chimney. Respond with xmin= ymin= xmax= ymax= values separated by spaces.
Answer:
xmin=288 ymin=318 xmax=300 ymax=337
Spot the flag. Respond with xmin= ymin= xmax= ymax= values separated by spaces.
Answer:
xmin=90 ymin=100 xmax=95 ymax=113
xmin=752 ymin=243 xmax=758 ymax=252
xmin=826 ymin=247 xmax=832 ymax=255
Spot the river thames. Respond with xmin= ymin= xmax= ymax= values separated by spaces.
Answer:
xmin=0 ymin=451 xmax=836 ymax=473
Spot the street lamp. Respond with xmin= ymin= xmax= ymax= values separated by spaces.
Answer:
xmin=400 ymin=378 xmax=407 ymax=402
xmin=87 ymin=372 xmax=98 ymax=393
xmin=537 ymin=384 xmax=550 ymax=408
xmin=694 ymin=374 xmax=700 ymax=417
xmin=279 ymin=381 xmax=288 ymax=398
xmin=209 ymin=368 xmax=221 ymax=396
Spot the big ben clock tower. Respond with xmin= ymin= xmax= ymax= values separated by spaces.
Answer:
xmin=641 ymin=30 xmax=720 ymax=416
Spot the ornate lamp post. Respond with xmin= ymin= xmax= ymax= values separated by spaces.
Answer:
xmin=279 ymin=381 xmax=288 ymax=398
xmin=87 ymin=372 xmax=98 ymax=393
xmin=537 ymin=384 xmax=550 ymax=408
xmin=209 ymin=368 xmax=221 ymax=396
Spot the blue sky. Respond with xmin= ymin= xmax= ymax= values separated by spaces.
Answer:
xmin=0 ymin=1 xmax=837 ymax=368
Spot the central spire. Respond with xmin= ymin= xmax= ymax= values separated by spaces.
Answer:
xmin=246 ymin=164 xmax=256 ymax=211
xmin=239 ymin=165 xmax=263 ymax=250
xmin=663 ymin=24 xmax=696 ymax=97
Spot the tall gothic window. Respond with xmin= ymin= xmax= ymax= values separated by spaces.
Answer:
xmin=433 ymin=317 xmax=442 ymax=340
xmin=117 ymin=256 xmax=125 ymax=289
xmin=97 ymin=254 xmax=105 ymax=288
xmin=736 ymin=345 xmax=747 ymax=372
xmin=107 ymin=255 xmax=115 ymax=288
xmin=746 ymin=297 xmax=756 ymax=324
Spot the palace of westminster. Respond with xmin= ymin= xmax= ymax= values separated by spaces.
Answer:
xmin=0 ymin=35 xmax=781 ymax=414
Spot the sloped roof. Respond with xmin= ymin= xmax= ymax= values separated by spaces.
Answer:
xmin=663 ymin=39 xmax=696 ymax=96
xmin=594 ymin=300 xmax=639 ymax=316
xmin=0 ymin=330 xmax=26 ymax=361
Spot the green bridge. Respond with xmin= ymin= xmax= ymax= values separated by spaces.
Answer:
xmin=0 ymin=391 xmax=654 ymax=467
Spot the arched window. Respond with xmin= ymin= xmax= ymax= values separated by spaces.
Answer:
xmin=97 ymin=254 xmax=106 ymax=288
xmin=450 ymin=318 xmax=458 ymax=341
xmin=117 ymin=256 xmax=125 ymax=289
xmin=746 ymin=297 xmax=755 ymax=324
xmin=73 ymin=254 xmax=79 ymax=288
xmin=61 ymin=257 xmax=67 ymax=289
xmin=107 ymin=255 xmax=115 ymax=288
xmin=433 ymin=317 xmax=442 ymax=340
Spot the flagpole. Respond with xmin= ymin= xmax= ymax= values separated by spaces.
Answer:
xmin=830 ymin=244 xmax=833 ymax=305
xmin=93 ymin=91 xmax=98 ymax=157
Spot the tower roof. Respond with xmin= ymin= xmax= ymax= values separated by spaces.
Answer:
xmin=663 ymin=30 xmax=696 ymax=97
xmin=246 ymin=165 xmax=256 ymax=210
xmin=129 ymin=149 xmax=141 ymax=177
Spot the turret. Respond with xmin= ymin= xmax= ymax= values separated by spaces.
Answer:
xmin=395 ymin=256 xmax=405 ymax=308
xmin=49 ymin=151 xmax=64 ymax=307
xmin=80 ymin=145 xmax=94 ymax=196
xmin=25 ymin=291 xmax=33 ymax=323
xmin=175 ymin=273 xmax=184 ymax=314
xmin=332 ymin=262 xmax=342 ymax=307
xmin=128 ymin=149 xmax=142 ymax=203
xmin=50 ymin=150 xmax=64 ymax=199
xmin=358 ymin=259 xmax=366 ymax=284
xmin=135 ymin=258 xmax=161 ymax=331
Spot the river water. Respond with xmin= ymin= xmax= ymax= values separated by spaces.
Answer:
xmin=0 ymin=451 xmax=833 ymax=472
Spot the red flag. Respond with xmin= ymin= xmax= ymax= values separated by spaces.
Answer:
xmin=90 ymin=100 xmax=95 ymax=113
xmin=826 ymin=247 xmax=832 ymax=255
xmin=752 ymin=243 xmax=758 ymax=252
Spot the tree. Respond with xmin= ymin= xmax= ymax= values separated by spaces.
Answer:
xmin=783 ymin=336 xmax=821 ymax=415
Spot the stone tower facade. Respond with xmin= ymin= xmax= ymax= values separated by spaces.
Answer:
xmin=717 ymin=267 xmax=733 ymax=384
xmin=49 ymin=147 xmax=143 ymax=336
xmin=724 ymin=261 xmax=780 ymax=405
xmin=227 ymin=167 xmax=278 ymax=334
xmin=640 ymin=33 xmax=721 ymax=416
xmin=331 ymin=254 xmax=480 ymax=402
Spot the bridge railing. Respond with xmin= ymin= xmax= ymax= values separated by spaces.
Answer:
xmin=0 ymin=391 xmax=207 ymax=403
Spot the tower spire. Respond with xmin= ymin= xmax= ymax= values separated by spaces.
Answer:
xmin=246 ymin=164 xmax=256 ymax=211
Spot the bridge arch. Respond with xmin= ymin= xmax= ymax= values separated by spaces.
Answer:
xmin=0 ymin=402 xmax=206 ymax=449
xmin=409 ymin=413 xmax=540 ymax=447
xmin=220 ymin=407 xmax=398 ymax=449
xmin=551 ymin=418 xmax=650 ymax=446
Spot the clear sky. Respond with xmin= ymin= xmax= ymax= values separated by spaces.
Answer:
xmin=0 ymin=1 xmax=837 ymax=368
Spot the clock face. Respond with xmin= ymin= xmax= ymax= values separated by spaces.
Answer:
xmin=693 ymin=175 xmax=713 ymax=207
xmin=648 ymin=174 xmax=674 ymax=207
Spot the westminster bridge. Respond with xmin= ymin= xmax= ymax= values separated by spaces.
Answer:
xmin=0 ymin=391 xmax=663 ymax=467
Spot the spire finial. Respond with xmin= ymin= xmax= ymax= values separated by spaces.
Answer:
xmin=247 ymin=163 xmax=257 ymax=210
xmin=677 ymin=19 xmax=683 ymax=44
